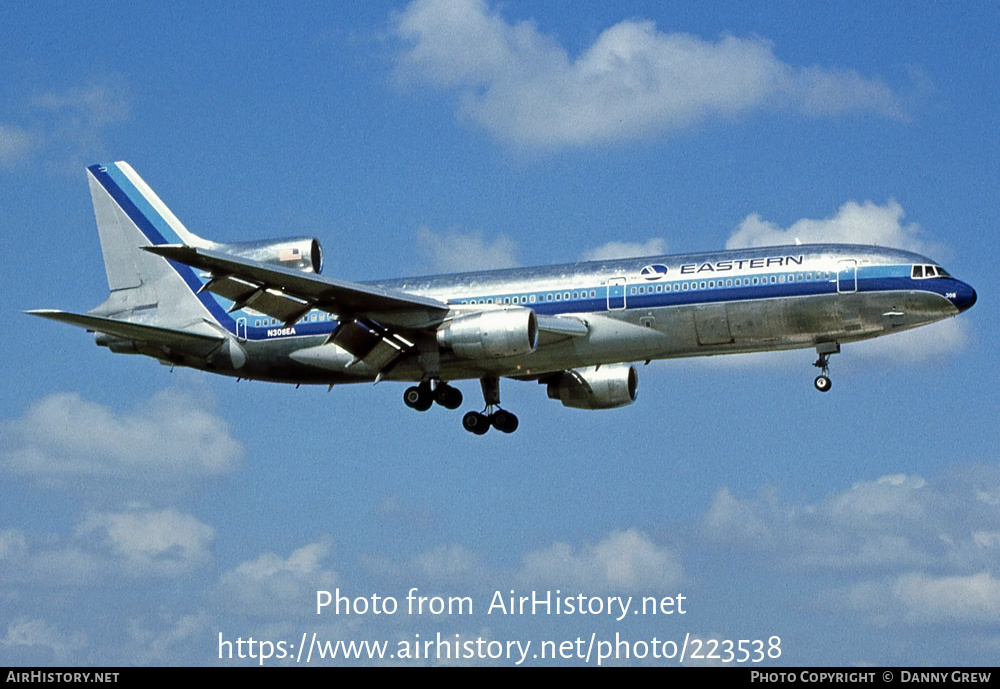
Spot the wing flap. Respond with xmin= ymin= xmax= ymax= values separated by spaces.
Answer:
xmin=328 ymin=318 xmax=414 ymax=374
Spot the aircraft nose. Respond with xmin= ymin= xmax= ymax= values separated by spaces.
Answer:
xmin=953 ymin=281 xmax=977 ymax=313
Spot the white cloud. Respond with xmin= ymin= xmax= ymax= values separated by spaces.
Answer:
xmin=726 ymin=200 xmax=929 ymax=253
xmin=517 ymin=529 xmax=683 ymax=592
xmin=845 ymin=572 xmax=1000 ymax=626
xmin=393 ymin=0 xmax=903 ymax=148
xmin=2 ymin=618 xmax=87 ymax=663
xmin=703 ymin=466 xmax=1000 ymax=573
xmin=416 ymin=226 xmax=519 ymax=272
xmin=216 ymin=540 xmax=339 ymax=616
xmin=0 ymin=123 xmax=36 ymax=167
xmin=77 ymin=507 xmax=215 ymax=577
xmin=0 ymin=507 xmax=214 ymax=585
xmin=1 ymin=389 xmax=242 ymax=488
xmin=0 ymin=81 xmax=130 ymax=172
xmin=126 ymin=612 xmax=213 ymax=666
xmin=580 ymin=238 xmax=667 ymax=262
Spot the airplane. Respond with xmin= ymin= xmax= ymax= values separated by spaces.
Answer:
xmin=29 ymin=162 xmax=977 ymax=435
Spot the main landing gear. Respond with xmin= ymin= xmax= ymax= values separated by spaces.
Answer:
xmin=404 ymin=376 xmax=518 ymax=434
xmin=462 ymin=376 xmax=518 ymax=435
xmin=812 ymin=342 xmax=840 ymax=392
xmin=403 ymin=380 xmax=463 ymax=411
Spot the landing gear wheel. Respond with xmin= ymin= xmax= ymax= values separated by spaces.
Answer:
xmin=403 ymin=385 xmax=432 ymax=411
xmin=435 ymin=384 xmax=463 ymax=410
xmin=463 ymin=411 xmax=490 ymax=435
xmin=812 ymin=344 xmax=839 ymax=394
xmin=491 ymin=409 xmax=519 ymax=434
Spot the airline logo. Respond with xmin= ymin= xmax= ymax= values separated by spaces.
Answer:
xmin=640 ymin=264 xmax=669 ymax=280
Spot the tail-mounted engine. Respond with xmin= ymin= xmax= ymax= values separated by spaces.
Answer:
xmin=212 ymin=237 xmax=323 ymax=274
xmin=546 ymin=364 xmax=638 ymax=409
xmin=436 ymin=308 xmax=538 ymax=359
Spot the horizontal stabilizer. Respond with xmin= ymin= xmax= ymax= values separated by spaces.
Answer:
xmin=27 ymin=309 xmax=224 ymax=357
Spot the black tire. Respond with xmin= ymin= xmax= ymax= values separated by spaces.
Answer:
xmin=814 ymin=375 xmax=832 ymax=392
xmin=463 ymin=411 xmax=490 ymax=435
xmin=404 ymin=385 xmax=432 ymax=411
xmin=435 ymin=384 xmax=463 ymax=410
xmin=491 ymin=409 xmax=519 ymax=434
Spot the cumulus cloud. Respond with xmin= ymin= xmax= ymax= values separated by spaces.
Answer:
xmin=845 ymin=572 xmax=1000 ymax=626
xmin=726 ymin=200 xmax=929 ymax=253
xmin=393 ymin=0 xmax=903 ymax=148
xmin=580 ymin=238 xmax=667 ymax=262
xmin=2 ymin=618 xmax=87 ymax=663
xmin=216 ymin=540 xmax=339 ymax=616
xmin=703 ymin=466 xmax=1000 ymax=573
xmin=516 ymin=529 xmax=683 ymax=592
xmin=416 ymin=226 xmax=519 ymax=272
xmin=0 ymin=389 xmax=242 ymax=489
xmin=0 ymin=507 xmax=214 ymax=586
xmin=77 ymin=507 xmax=215 ymax=577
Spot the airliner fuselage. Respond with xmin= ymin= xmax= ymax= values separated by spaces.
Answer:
xmin=30 ymin=162 xmax=977 ymax=434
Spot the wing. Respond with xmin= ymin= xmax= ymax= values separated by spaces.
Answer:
xmin=145 ymin=245 xmax=450 ymax=328
xmin=144 ymin=245 xmax=590 ymax=376
xmin=145 ymin=245 xmax=454 ymax=375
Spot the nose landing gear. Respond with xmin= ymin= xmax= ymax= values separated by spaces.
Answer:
xmin=812 ymin=342 xmax=840 ymax=392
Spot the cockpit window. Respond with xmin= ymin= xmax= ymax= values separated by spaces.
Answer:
xmin=912 ymin=264 xmax=951 ymax=279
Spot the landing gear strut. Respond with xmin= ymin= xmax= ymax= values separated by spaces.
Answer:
xmin=813 ymin=342 xmax=840 ymax=392
xmin=462 ymin=376 xmax=519 ymax=435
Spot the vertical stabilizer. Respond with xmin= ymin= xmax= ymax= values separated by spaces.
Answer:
xmin=85 ymin=162 xmax=221 ymax=329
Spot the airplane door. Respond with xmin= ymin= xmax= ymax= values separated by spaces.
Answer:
xmin=837 ymin=260 xmax=857 ymax=294
xmin=607 ymin=277 xmax=626 ymax=310
xmin=236 ymin=317 xmax=248 ymax=342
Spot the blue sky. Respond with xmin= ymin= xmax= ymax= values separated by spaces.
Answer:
xmin=1 ymin=0 xmax=997 ymax=666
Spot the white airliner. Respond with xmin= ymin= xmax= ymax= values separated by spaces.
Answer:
xmin=30 ymin=162 xmax=977 ymax=434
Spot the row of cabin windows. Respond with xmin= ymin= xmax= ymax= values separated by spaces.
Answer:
xmin=630 ymin=272 xmax=832 ymax=295
xmin=458 ymin=273 xmax=838 ymax=306
xmin=460 ymin=290 xmax=598 ymax=306
xmin=254 ymin=312 xmax=331 ymax=327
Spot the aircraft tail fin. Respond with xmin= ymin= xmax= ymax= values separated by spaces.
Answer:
xmin=84 ymin=162 xmax=223 ymax=328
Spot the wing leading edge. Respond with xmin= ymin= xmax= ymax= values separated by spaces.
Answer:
xmin=144 ymin=245 xmax=451 ymax=329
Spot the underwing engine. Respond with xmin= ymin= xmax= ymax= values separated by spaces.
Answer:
xmin=546 ymin=364 xmax=638 ymax=410
xmin=436 ymin=308 xmax=538 ymax=359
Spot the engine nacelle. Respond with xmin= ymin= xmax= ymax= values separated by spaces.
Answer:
xmin=547 ymin=364 xmax=638 ymax=410
xmin=437 ymin=308 xmax=538 ymax=359
xmin=213 ymin=237 xmax=323 ymax=274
